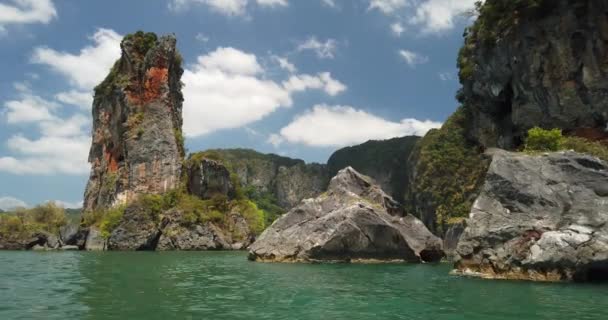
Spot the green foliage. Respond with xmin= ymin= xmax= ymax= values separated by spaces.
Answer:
xmin=243 ymin=186 xmax=284 ymax=225
xmin=0 ymin=202 xmax=69 ymax=239
xmin=123 ymin=31 xmax=158 ymax=56
xmin=407 ymin=107 xmax=489 ymax=234
xmin=235 ymin=200 xmax=266 ymax=235
xmin=524 ymin=127 xmax=608 ymax=161
xmin=174 ymin=128 xmax=185 ymax=157
xmin=524 ymin=127 xmax=563 ymax=152
xmin=561 ymin=137 xmax=608 ymax=162
xmin=93 ymin=31 xmax=158 ymax=97
xmin=99 ymin=206 xmax=125 ymax=238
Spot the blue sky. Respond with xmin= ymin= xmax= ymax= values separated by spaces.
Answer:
xmin=0 ymin=0 xmax=477 ymax=209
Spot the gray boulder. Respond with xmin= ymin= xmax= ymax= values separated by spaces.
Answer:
xmin=59 ymin=224 xmax=79 ymax=245
xmin=107 ymin=205 xmax=162 ymax=251
xmin=85 ymin=227 xmax=106 ymax=251
xmin=157 ymin=222 xmax=230 ymax=251
xmin=443 ymin=222 xmax=466 ymax=260
xmin=454 ymin=150 xmax=608 ymax=282
xmin=249 ymin=167 xmax=443 ymax=263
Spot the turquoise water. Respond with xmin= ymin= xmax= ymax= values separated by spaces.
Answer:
xmin=0 ymin=251 xmax=607 ymax=319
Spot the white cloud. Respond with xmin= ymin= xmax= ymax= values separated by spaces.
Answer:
xmin=31 ymin=28 xmax=122 ymax=90
xmin=410 ymin=0 xmax=479 ymax=33
xmin=438 ymin=72 xmax=454 ymax=81
xmin=399 ymin=49 xmax=429 ymax=67
xmin=182 ymin=47 xmax=346 ymax=137
xmin=55 ymin=90 xmax=93 ymax=110
xmin=195 ymin=32 xmax=210 ymax=42
xmin=297 ymin=36 xmax=338 ymax=59
xmin=4 ymin=93 xmax=58 ymax=123
xmin=272 ymin=55 xmax=297 ymax=73
xmin=257 ymin=0 xmax=288 ymax=7
xmin=368 ymin=0 xmax=408 ymax=15
xmin=0 ymin=0 xmax=57 ymax=31
xmin=267 ymin=133 xmax=284 ymax=147
xmin=283 ymin=72 xmax=346 ymax=96
xmin=0 ymin=133 xmax=90 ymax=175
xmin=0 ymin=105 xmax=91 ymax=175
xmin=0 ymin=196 xmax=28 ymax=210
xmin=321 ymin=0 xmax=337 ymax=8
xmin=197 ymin=47 xmax=262 ymax=75
xmin=269 ymin=104 xmax=441 ymax=147
xmin=169 ymin=0 xmax=249 ymax=16
xmin=391 ymin=22 xmax=405 ymax=36
xmin=368 ymin=0 xmax=479 ymax=35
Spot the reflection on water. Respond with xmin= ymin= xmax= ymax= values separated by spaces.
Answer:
xmin=0 ymin=251 xmax=607 ymax=320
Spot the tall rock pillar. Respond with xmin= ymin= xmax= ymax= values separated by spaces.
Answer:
xmin=83 ymin=32 xmax=185 ymax=211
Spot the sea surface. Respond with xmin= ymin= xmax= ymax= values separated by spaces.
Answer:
xmin=0 ymin=251 xmax=606 ymax=320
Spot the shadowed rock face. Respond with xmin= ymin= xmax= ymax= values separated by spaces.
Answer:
xmin=248 ymin=167 xmax=443 ymax=263
xmin=83 ymin=32 xmax=184 ymax=211
xmin=187 ymin=158 xmax=236 ymax=200
xmin=461 ymin=0 xmax=608 ymax=148
xmin=455 ymin=150 xmax=608 ymax=282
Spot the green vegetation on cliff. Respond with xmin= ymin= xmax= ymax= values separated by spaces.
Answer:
xmin=524 ymin=127 xmax=608 ymax=161
xmin=407 ymin=107 xmax=489 ymax=233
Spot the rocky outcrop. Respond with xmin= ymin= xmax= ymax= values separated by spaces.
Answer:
xmin=83 ymin=32 xmax=184 ymax=211
xmin=156 ymin=210 xmax=234 ymax=251
xmin=459 ymin=0 xmax=608 ymax=149
xmin=328 ymin=136 xmax=420 ymax=202
xmin=107 ymin=204 xmax=162 ymax=251
xmin=84 ymin=227 xmax=106 ymax=251
xmin=443 ymin=222 xmax=465 ymax=260
xmin=249 ymin=167 xmax=443 ymax=263
xmin=454 ymin=150 xmax=608 ymax=282
xmin=186 ymin=158 xmax=236 ymax=200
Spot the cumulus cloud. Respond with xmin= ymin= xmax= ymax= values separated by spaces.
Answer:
xmin=169 ymin=0 xmax=249 ymax=16
xmin=438 ymin=71 xmax=454 ymax=81
xmin=368 ymin=0 xmax=408 ymax=15
xmin=55 ymin=90 xmax=93 ymax=110
xmin=269 ymin=104 xmax=442 ymax=147
xmin=182 ymin=47 xmax=347 ymax=137
xmin=4 ymin=93 xmax=58 ymax=123
xmin=399 ymin=49 xmax=429 ymax=67
xmin=0 ymin=0 xmax=57 ymax=31
xmin=368 ymin=0 xmax=479 ymax=35
xmin=272 ymin=55 xmax=297 ymax=73
xmin=0 ymin=29 xmax=115 ymax=175
xmin=391 ymin=22 xmax=405 ymax=36
xmin=0 ymin=94 xmax=91 ymax=175
xmin=257 ymin=0 xmax=288 ymax=7
xmin=0 ymin=196 xmax=28 ymax=210
xmin=296 ymin=36 xmax=338 ymax=59
xmin=410 ymin=0 xmax=479 ymax=33
xmin=283 ymin=72 xmax=346 ymax=96
xmin=31 ymin=28 xmax=122 ymax=90
xmin=321 ymin=0 xmax=337 ymax=8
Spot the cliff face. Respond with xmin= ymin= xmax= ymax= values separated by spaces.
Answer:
xmin=327 ymin=137 xmax=419 ymax=202
xmin=83 ymin=32 xmax=184 ymax=211
xmin=193 ymin=149 xmax=329 ymax=209
xmin=459 ymin=0 xmax=608 ymax=149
